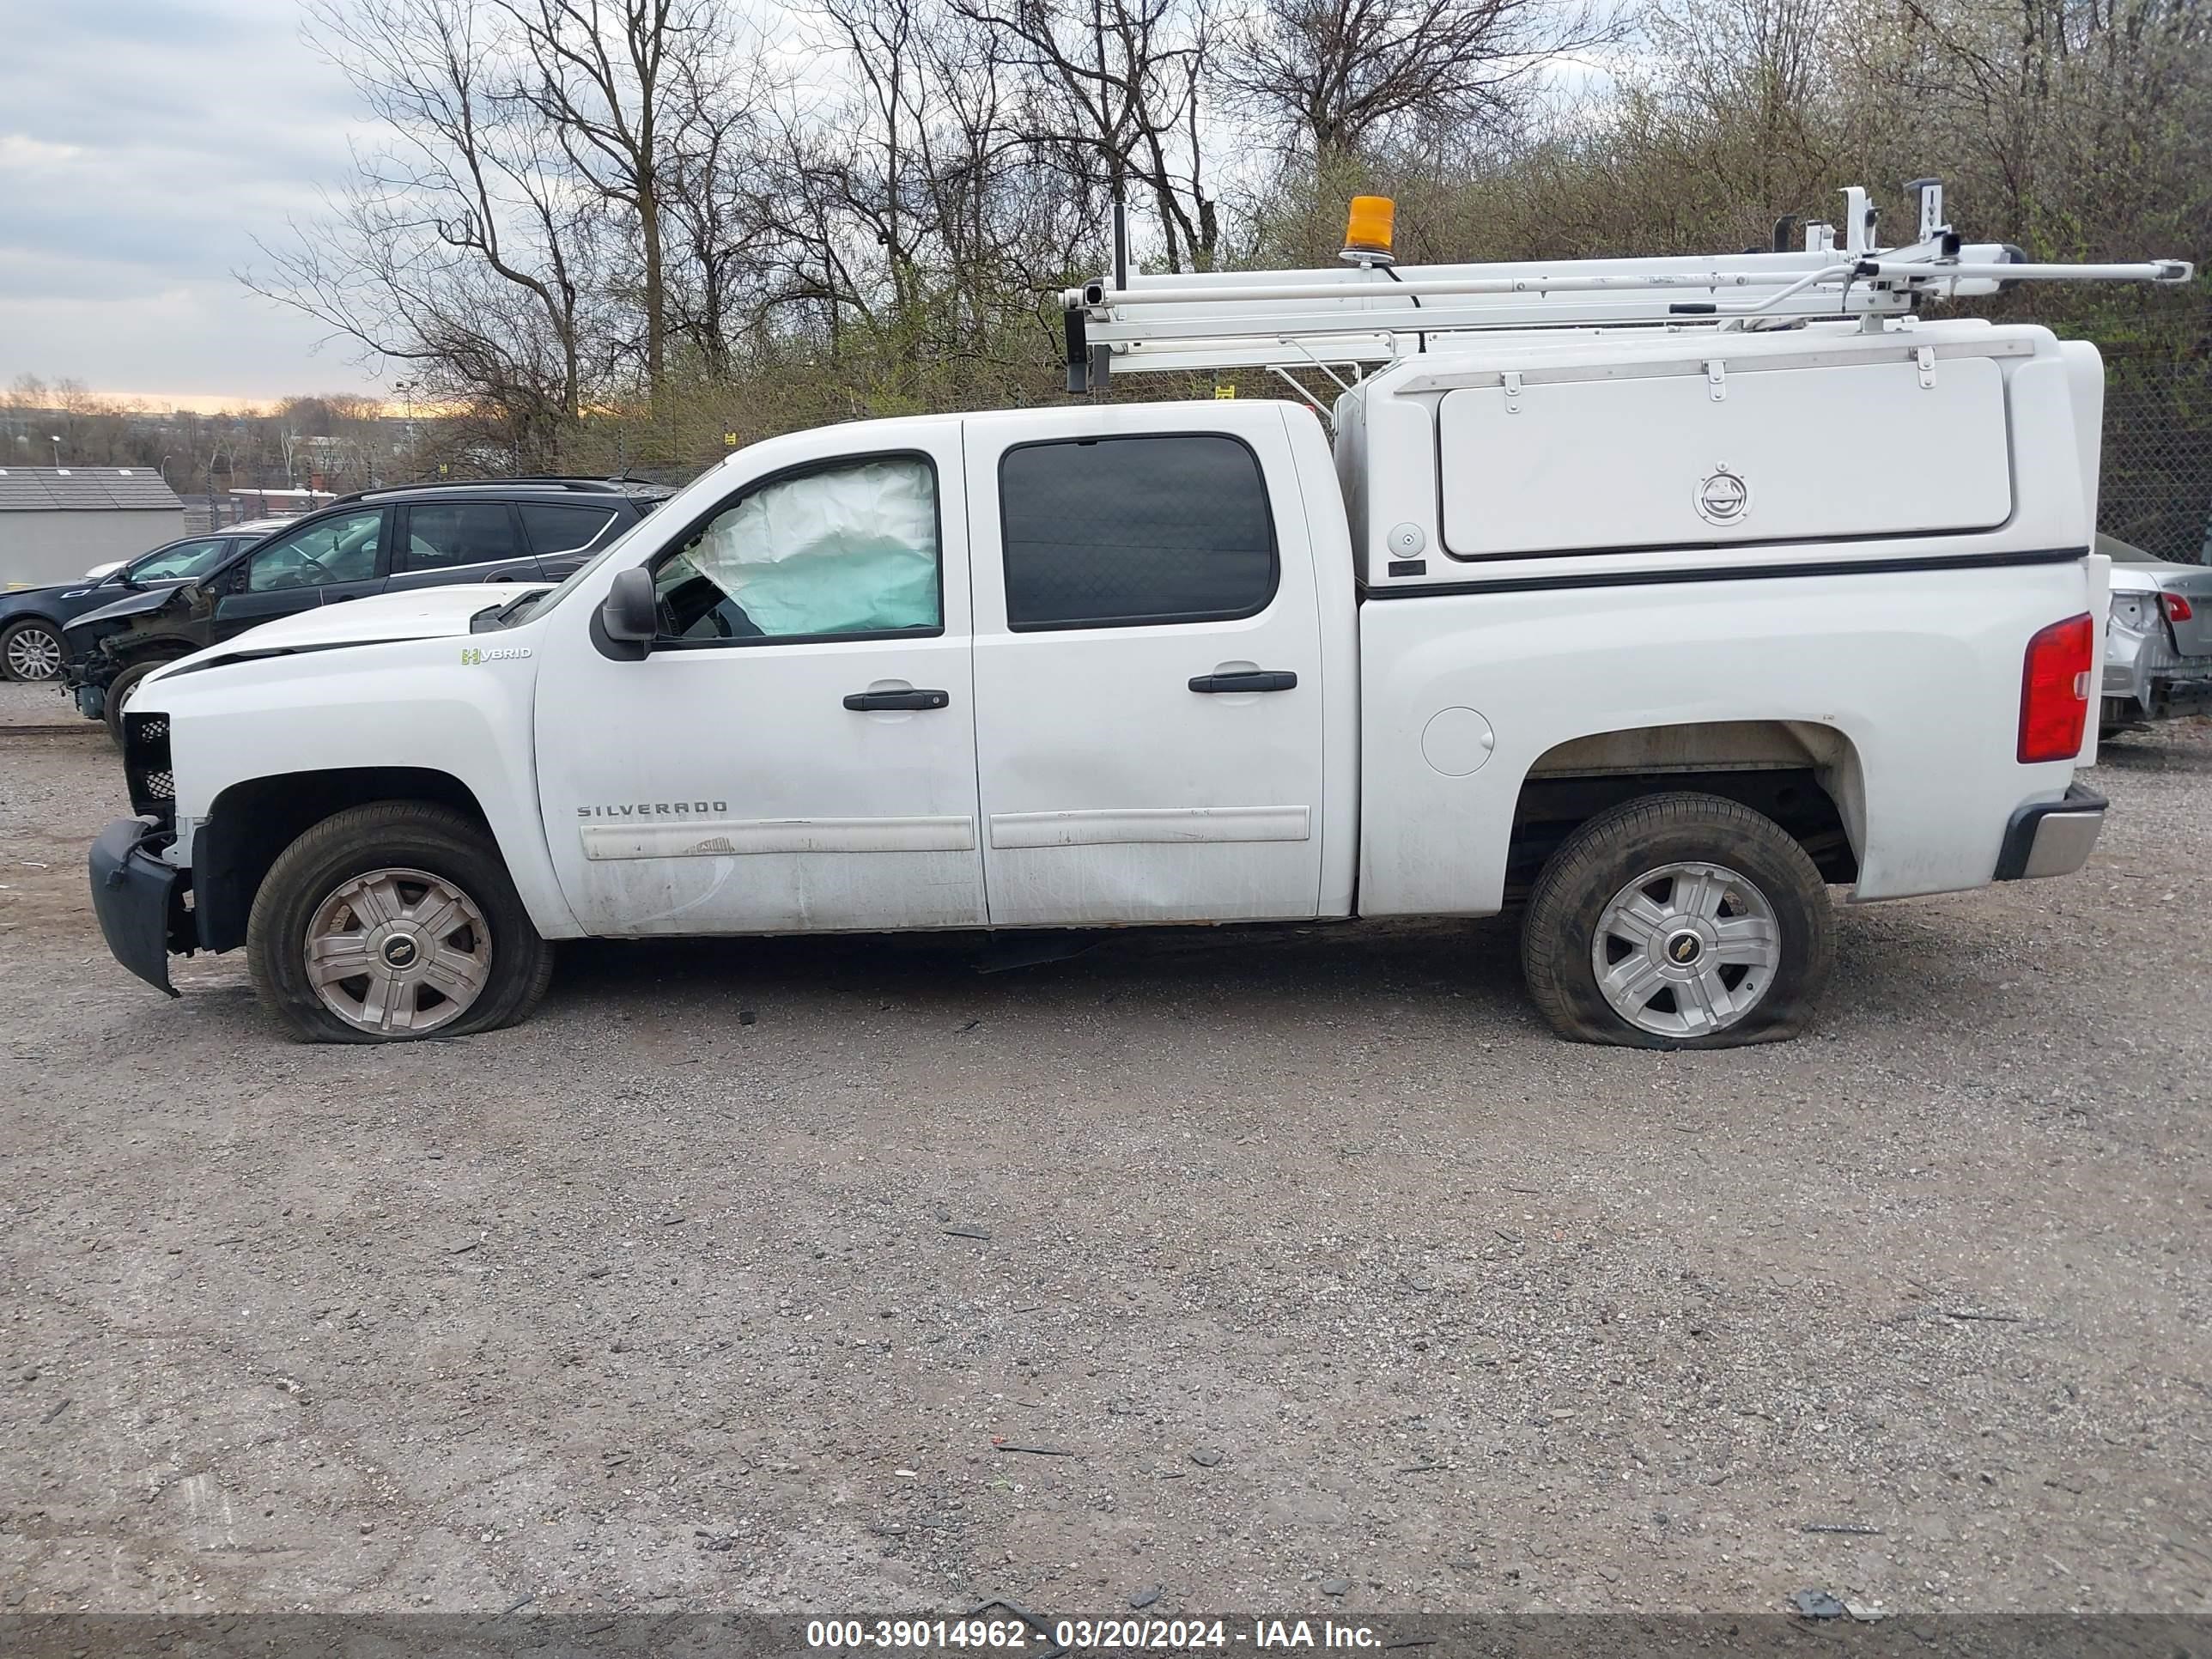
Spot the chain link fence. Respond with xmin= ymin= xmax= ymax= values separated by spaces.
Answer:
xmin=2093 ymin=309 xmax=2212 ymax=564
xmin=2102 ymin=391 xmax=2212 ymax=563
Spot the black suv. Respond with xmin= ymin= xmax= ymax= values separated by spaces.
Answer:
xmin=0 ymin=526 xmax=282 ymax=683
xmin=64 ymin=477 xmax=670 ymax=736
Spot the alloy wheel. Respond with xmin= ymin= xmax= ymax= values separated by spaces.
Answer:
xmin=4 ymin=625 xmax=63 ymax=682
xmin=1589 ymin=860 xmax=1781 ymax=1038
xmin=302 ymin=866 xmax=493 ymax=1036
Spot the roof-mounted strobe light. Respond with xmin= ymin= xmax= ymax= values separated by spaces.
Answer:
xmin=1340 ymin=197 xmax=1396 ymax=265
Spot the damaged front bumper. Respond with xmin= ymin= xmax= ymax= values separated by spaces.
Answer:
xmin=1994 ymin=784 xmax=2107 ymax=882
xmin=88 ymin=817 xmax=191 ymax=995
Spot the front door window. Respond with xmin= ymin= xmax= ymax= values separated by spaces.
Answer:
xmin=652 ymin=457 xmax=941 ymax=643
xmin=244 ymin=510 xmax=383 ymax=592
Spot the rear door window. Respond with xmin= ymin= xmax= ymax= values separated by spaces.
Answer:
xmin=996 ymin=434 xmax=1277 ymax=630
xmin=398 ymin=502 xmax=523 ymax=573
xmin=519 ymin=501 xmax=620 ymax=556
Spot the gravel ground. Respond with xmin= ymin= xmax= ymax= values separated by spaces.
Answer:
xmin=2 ymin=678 xmax=2208 ymax=1620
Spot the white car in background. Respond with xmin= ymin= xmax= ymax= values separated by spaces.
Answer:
xmin=76 ymin=519 xmax=293 ymax=584
xmin=2101 ymin=532 xmax=2212 ymax=734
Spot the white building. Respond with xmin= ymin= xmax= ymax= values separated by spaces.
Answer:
xmin=0 ymin=467 xmax=185 ymax=588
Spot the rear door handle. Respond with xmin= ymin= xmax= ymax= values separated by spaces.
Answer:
xmin=843 ymin=689 xmax=950 ymax=711
xmin=1188 ymin=670 xmax=1297 ymax=694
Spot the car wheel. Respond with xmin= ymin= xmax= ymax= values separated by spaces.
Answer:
xmin=102 ymin=658 xmax=180 ymax=746
xmin=1521 ymin=791 xmax=1833 ymax=1048
xmin=1 ymin=618 xmax=64 ymax=683
xmin=246 ymin=802 xmax=556 ymax=1043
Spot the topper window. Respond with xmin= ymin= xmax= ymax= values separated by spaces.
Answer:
xmin=652 ymin=457 xmax=941 ymax=644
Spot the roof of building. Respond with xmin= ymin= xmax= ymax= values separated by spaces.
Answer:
xmin=0 ymin=466 xmax=185 ymax=513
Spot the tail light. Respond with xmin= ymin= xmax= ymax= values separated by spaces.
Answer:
xmin=2163 ymin=592 xmax=2195 ymax=624
xmin=2018 ymin=612 xmax=2094 ymax=763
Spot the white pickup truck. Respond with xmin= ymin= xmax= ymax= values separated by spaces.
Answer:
xmin=90 ymin=190 xmax=2189 ymax=1048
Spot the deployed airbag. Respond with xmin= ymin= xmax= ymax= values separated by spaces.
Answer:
xmin=685 ymin=457 xmax=939 ymax=635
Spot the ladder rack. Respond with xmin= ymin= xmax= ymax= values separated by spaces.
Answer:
xmin=1060 ymin=183 xmax=2194 ymax=391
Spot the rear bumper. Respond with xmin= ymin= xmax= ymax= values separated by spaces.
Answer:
xmin=1994 ymin=784 xmax=2106 ymax=881
xmin=2103 ymin=627 xmax=2212 ymax=720
xmin=88 ymin=817 xmax=188 ymax=995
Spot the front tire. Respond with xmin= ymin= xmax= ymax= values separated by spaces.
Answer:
xmin=103 ymin=658 xmax=179 ymax=746
xmin=1 ymin=618 xmax=64 ymax=682
xmin=246 ymin=802 xmax=556 ymax=1043
xmin=1521 ymin=792 xmax=1833 ymax=1048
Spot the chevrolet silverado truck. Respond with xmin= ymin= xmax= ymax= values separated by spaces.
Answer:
xmin=89 ymin=190 xmax=2184 ymax=1048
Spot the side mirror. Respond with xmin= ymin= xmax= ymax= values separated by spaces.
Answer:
xmin=600 ymin=566 xmax=659 ymax=646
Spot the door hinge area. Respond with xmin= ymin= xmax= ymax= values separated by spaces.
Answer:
xmin=1916 ymin=344 xmax=1936 ymax=388
xmin=1502 ymin=370 xmax=1523 ymax=413
xmin=1705 ymin=360 xmax=1727 ymax=402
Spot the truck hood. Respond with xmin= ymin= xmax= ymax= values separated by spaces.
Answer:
xmin=219 ymin=583 xmax=544 ymax=651
xmin=143 ymin=584 xmax=550 ymax=686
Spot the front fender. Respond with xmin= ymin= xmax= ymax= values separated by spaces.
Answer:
xmin=148 ymin=634 xmax=580 ymax=939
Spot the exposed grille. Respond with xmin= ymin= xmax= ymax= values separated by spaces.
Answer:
xmin=123 ymin=712 xmax=176 ymax=825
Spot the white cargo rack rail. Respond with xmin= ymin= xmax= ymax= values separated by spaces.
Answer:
xmin=1059 ymin=184 xmax=2193 ymax=392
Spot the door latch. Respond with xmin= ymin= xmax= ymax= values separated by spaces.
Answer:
xmin=843 ymin=689 xmax=949 ymax=711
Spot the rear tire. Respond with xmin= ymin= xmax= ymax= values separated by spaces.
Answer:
xmin=1 ymin=618 xmax=64 ymax=683
xmin=246 ymin=802 xmax=556 ymax=1043
xmin=1521 ymin=791 xmax=1833 ymax=1048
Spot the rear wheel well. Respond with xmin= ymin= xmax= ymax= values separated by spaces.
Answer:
xmin=1508 ymin=723 xmax=1862 ymax=900
xmin=193 ymin=769 xmax=492 ymax=952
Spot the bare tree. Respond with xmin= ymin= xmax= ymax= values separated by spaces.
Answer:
xmin=951 ymin=0 xmax=1224 ymax=270
xmin=1225 ymin=0 xmax=1617 ymax=159
xmin=245 ymin=0 xmax=609 ymax=459
xmin=659 ymin=22 xmax=779 ymax=371
xmin=495 ymin=0 xmax=707 ymax=406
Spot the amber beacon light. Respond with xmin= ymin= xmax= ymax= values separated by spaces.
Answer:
xmin=1340 ymin=196 xmax=1396 ymax=264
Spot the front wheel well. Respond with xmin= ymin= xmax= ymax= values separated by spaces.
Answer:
xmin=193 ymin=769 xmax=493 ymax=952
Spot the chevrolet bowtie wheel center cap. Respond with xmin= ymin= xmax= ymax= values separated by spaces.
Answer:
xmin=304 ymin=867 xmax=493 ymax=1036
xmin=1590 ymin=860 xmax=1783 ymax=1039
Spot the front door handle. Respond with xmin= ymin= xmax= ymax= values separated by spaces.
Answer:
xmin=843 ymin=689 xmax=950 ymax=711
xmin=1188 ymin=670 xmax=1297 ymax=694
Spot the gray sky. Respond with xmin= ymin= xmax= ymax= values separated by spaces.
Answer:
xmin=0 ymin=0 xmax=381 ymax=407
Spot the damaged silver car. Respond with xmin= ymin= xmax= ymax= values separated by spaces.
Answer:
xmin=2101 ymin=533 xmax=2212 ymax=735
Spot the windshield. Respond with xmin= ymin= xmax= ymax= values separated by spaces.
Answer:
xmin=125 ymin=537 xmax=238 ymax=584
xmin=502 ymin=471 xmax=727 ymax=624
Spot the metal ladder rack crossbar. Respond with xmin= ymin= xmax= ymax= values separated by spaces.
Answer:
xmin=1060 ymin=185 xmax=2192 ymax=387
